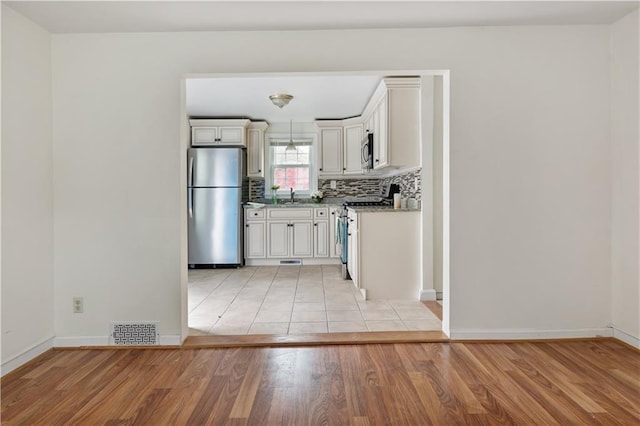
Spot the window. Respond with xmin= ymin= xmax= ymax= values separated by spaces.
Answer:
xmin=267 ymin=137 xmax=316 ymax=197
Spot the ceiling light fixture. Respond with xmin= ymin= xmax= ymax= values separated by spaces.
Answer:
xmin=269 ymin=94 xmax=293 ymax=109
xmin=286 ymin=120 xmax=297 ymax=152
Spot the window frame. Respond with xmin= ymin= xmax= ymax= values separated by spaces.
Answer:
xmin=265 ymin=133 xmax=318 ymax=198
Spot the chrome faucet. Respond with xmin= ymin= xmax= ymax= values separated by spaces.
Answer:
xmin=290 ymin=187 xmax=295 ymax=204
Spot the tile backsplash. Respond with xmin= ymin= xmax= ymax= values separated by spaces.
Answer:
xmin=380 ymin=168 xmax=422 ymax=200
xmin=249 ymin=179 xmax=265 ymax=200
xmin=318 ymin=178 xmax=381 ymax=198
xmin=249 ymin=168 xmax=422 ymax=200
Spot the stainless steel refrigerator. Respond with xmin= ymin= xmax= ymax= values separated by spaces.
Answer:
xmin=187 ymin=147 xmax=245 ymax=267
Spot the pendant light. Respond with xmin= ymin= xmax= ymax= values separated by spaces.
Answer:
xmin=285 ymin=119 xmax=297 ymax=152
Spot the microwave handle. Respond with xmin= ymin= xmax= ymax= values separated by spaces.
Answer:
xmin=362 ymin=141 xmax=371 ymax=165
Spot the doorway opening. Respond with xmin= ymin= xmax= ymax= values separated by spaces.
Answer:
xmin=179 ymin=71 xmax=450 ymax=343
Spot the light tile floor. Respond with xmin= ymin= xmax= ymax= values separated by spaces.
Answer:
xmin=188 ymin=265 xmax=442 ymax=336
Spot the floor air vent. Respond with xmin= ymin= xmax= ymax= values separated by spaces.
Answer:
xmin=110 ymin=321 xmax=159 ymax=346
xmin=280 ymin=259 xmax=302 ymax=265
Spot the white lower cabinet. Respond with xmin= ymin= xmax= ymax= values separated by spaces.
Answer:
xmin=246 ymin=207 xmax=339 ymax=263
xmin=329 ymin=208 xmax=340 ymax=259
xmin=245 ymin=222 xmax=266 ymax=258
xmin=291 ymin=221 xmax=314 ymax=257
xmin=314 ymin=220 xmax=329 ymax=257
xmin=245 ymin=209 xmax=266 ymax=259
xmin=267 ymin=221 xmax=291 ymax=258
xmin=267 ymin=220 xmax=313 ymax=258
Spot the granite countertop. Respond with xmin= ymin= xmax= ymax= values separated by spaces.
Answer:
xmin=244 ymin=198 xmax=344 ymax=208
xmin=346 ymin=206 xmax=421 ymax=213
xmin=245 ymin=198 xmax=420 ymax=212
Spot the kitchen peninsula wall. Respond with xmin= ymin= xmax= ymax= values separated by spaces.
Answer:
xmin=249 ymin=167 xmax=422 ymax=200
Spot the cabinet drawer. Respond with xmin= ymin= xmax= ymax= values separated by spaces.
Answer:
xmin=245 ymin=209 xmax=265 ymax=220
xmin=267 ymin=208 xmax=313 ymax=220
xmin=314 ymin=208 xmax=329 ymax=219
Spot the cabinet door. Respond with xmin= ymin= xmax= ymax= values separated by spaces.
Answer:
xmin=351 ymin=228 xmax=359 ymax=287
xmin=347 ymin=229 xmax=355 ymax=282
xmin=218 ymin=126 xmax=245 ymax=146
xmin=314 ymin=221 xmax=329 ymax=257
xmin=192 ymin=127 xmax=218 ymax=146
xmin=329 ymin=208 xmax=339 ymax=258
xmin=247 ymin=129 xmax=263 ymax=177
xmin=267 ymin=221 xmax=290 ymax=258
xmin=318 ymin=128 xmax=343 ymax=175
xmin=375 ymin=96 xmax=388 ymax=169
xmin=245 ymin=221 xmax=266 ymax=259
xmin=291 ymin=220 xmax=314 ymax=258
xmin=343 ymin=124 xmax=363 ymax=175
xmin=346 ymin=211 xmax=359 ymax=287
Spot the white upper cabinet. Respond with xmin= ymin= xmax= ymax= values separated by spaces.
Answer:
xmin=343 ymin=119 xmax=363 ymax=175
xmin=190 ymin=119 xmax=250 ymax=146
xmin=374 ymin=94 xmax=388 ymax=169
xmin=317 ymin=124 xmax=343 ymax=175
xmin=315 ymin=118 xmax=363 ymax=176
xmin=247 ymin=122 xmax=268 ymax=178
xmin=361 ymin=77 xmax=421 ymax=170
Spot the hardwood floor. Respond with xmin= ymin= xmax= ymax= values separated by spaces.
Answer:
xmin=2 ymin=339 xmax=638 ymax=425
xmin=183 ymin=330 xmax=449 ymax=348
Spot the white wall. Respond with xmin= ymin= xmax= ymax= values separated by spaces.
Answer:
xmin=433 ymin=76 xmax=444 ymax=296
xmin=1 ymin=5 xmax=54 ymax=372
xmin=49 ymin=25 xmax=613 ymax=341
xmin=610 ymin=9 xmax=640 ymax=346
xmin=420 ymin=76 xmax=435 ymax=300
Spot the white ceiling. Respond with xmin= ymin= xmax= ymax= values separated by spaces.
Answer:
xmin=186 ymin=75 xmax=384 ymax=122
xmin=5 ymin=1 xmax=639 ymax=34
xmin=8 ymin=1 xmax=637 ymax=123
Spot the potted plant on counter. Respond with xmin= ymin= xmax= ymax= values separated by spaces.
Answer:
xmin=311 ymin=190 xmax=324 ymax=203
xmin=270 ymin=184 xmax=280 ymax=204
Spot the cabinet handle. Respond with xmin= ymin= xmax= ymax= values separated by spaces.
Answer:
xmin=348 ymin=233 xmax=352 ymax=236
xmin=375 ymin=159 xmax=379 ymax=163
xmin=343 ymin=168 xmax=346 ymax=171
xmin=319 ymin=168 xmax=323 ymax=171
xmin=258 ymin=169 xmax=261 ymax=173
xmin=246 ymin=224 xmax=249 ymax=228
xmin=331 ymin=212 xmax=335 ymax=215
xmin=314 ymin=223 xmax=318 ymax=227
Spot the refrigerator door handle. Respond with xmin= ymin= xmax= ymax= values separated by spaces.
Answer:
xmin=188 ymin=155 xmax=194 ymax=187
xmin=188 ymin=188 xmax=194 ymax=219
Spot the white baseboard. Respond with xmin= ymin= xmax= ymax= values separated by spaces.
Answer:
xmin=54 ymin=335 xmax=181 ymax=347
xmin=1 ymin=336 xmax=54 ymax=377
xmin=160 ymin=335 xmax=182 ymax=346
xmin=449 ymin=327 xmax=614 ymax=340
xmin=245 ymin=259 xmax=341 ymax=266
xmin=54 ymin=336 xmax=109 ymax=347
xmin=419 ymin=289 xmax=437 ymax=301
xmin=612 ymin=327 xmax=640 ymax=349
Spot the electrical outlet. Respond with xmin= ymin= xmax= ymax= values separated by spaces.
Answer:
xmin=330 ymin=180 xmax=337 ymax=190
xmin=73 ymin=297 xmax=84 ymax=314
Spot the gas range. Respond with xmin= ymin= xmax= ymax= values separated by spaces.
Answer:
xmin=342 ymin=199 xmax=392 ymax=207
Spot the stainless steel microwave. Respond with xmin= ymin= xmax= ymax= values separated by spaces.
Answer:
xmin=361 ymin=132 xmax=374 ymax=169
